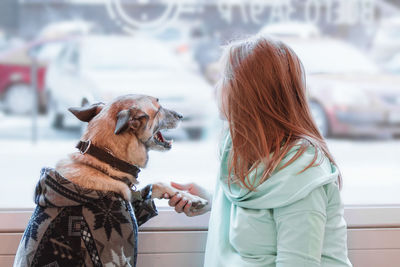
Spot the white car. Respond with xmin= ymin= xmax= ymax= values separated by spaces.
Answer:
xmin=46 ymin=35 xmax=216 ymax=139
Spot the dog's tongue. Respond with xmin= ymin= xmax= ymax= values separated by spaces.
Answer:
xmin=157 ymin=131 xmax=165 ymax=142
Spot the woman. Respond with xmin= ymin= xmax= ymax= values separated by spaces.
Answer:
xmin=167 ymin=36 xmax=352 ymax=267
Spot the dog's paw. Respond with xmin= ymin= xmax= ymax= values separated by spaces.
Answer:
xmin=189 ymin=196 xmax=208 ymax=212
xmin=151 ymin=182 xmax=170 ymax=199
xmin=151 ymin=182 xmax=208 ymax=212
xmin=179 ymin=192 xmax=208 ymax=212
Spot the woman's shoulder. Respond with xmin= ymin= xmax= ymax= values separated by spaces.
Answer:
xmin=284 ymin=138 xmax=319 ymax=156
xmin=279 ymin=139 xmax=328 ymax=172
xmin=273 ymin=184 xmax=329 ymax=217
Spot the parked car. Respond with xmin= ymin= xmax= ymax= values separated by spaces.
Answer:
xmin=282 ymin=37 xmax=400 ymax=138
xmin=0 ymin=39 xmax=65 ymax=114
xmin=46 ymin=35 xmax=216 ymax=139
xmin=0 ymin=20 xmax=99 ymax=115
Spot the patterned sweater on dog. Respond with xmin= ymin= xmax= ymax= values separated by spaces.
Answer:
xmin=14 ymin=168 xmax=158 ymax=267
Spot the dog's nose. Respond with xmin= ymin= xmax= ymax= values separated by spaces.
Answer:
xmin=175 ymin=112 xmax=183 ymax=120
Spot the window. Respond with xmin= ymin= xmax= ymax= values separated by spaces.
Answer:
xmin=0 ymin=0 xmax=399 ymax=231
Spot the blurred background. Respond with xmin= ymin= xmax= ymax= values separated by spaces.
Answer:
xmin=0 ymin=0 xmax=399 ymax=210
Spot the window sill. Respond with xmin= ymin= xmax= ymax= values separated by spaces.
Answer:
xmin=1 ymin=205 xmax=399 ymax=232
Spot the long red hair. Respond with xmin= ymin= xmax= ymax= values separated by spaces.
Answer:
xmin=220 ymin=36 xmax=341 ymax=190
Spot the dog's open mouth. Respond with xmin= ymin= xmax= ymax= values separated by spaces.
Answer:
xmin=153 ymin=131 xmax=173 ymax=149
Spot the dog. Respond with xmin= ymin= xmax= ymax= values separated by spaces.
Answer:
xmin=14 ymin=94 xmax=207 ymax=267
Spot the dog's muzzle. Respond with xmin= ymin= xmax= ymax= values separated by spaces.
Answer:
xmin=146 ymin=108 xmax=183 ymax=151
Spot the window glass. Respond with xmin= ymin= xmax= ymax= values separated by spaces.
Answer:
xmin=0 ymin=0 xmax=399 ymax=211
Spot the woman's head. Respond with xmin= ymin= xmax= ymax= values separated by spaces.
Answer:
xmin=218 ymin=35 xmax=340 ymax=190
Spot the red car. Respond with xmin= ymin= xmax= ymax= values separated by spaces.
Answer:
xmin=0 ymin=39 xmax=64 ymax=114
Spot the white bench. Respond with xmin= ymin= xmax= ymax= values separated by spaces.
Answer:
xmin=1 ymin=207 xmax=400 ymax=267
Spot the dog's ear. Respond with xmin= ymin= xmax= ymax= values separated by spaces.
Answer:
xmin=68 ymin=102 xmax=104 ymax=122
xmin=115 ymin=108 xmax=149 ymax=135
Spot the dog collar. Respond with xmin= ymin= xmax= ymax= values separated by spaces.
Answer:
xmin=76 ymin=140 xmax=141 ymax=185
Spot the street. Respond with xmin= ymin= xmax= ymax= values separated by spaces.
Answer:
xmin=0 ymin=114 xmax=399 ymax=209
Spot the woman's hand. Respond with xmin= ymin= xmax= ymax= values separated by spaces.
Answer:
xmin=167 ymin=182 xmax=212 ymax=217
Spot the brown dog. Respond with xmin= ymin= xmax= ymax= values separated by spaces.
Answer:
xmin=57 ymin=94 xmax=207 ymax=206
xmin=13 ymin=94 xmax=207 ymax=267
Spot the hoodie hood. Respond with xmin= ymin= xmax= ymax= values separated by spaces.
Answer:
xmin=34 ymin=168 xmax=120 ymax=208
xmin=219 ymin=133 xmax=339 ymax=209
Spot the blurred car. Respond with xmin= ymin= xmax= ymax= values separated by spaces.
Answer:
xmin=0 ymin=21 xmax=99 ymax=115
xmin=46 ymin=35 xmax=216 ymax=139
xmin=0 ymin=39 xmax=65 ymax=114
xmin=282 ymin=37 xmax=400 ymax=138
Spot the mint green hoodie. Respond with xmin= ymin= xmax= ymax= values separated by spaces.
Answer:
xmin=204 ymin=133 xmax=352 ymax=267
